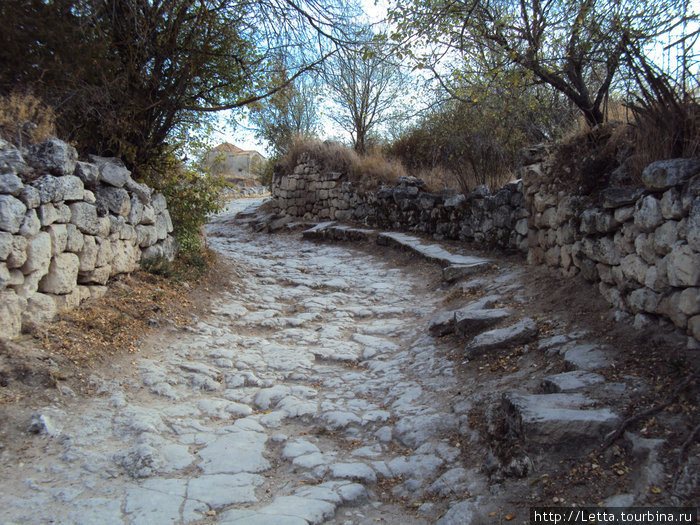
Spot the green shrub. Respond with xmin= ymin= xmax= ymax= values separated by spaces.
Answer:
xmin=142 ymin=154 xmax=226 ymax=257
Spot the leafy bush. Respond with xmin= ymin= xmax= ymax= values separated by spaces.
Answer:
xmin=0 ymin=91 xmax=56 ymax=147
xmin=142 ymin=155 xmax=226 ymax=256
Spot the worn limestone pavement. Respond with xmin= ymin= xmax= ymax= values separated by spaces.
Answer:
xmin=0 ymin=199 xmax=683 ymax=524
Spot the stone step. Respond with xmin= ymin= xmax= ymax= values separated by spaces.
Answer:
xmin=464 ymin=317 xmax=538 ymax=358
xmin=376 ymin=232 xmax=490 ymax=270
xmin=455 ymin=307 xmax=513 ymax=338
xmin=541 ymin=370 xmax=606 ymax=393
xmin=503 ymin=392 xmax=620 ymax=452
xmin=302 ymin=222 xmax=375 ymax=242
xmin=563 ymin=343 xmax=612 ymax=371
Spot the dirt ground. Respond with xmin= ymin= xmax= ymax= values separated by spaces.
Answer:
xmin=0 ymin=226 xmax=698 ymax=518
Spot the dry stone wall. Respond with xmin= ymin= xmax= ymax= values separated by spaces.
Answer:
xmin=270 ymin=151 xmax=700 ymax=344
xmin=270 ymin=153 xmax=528 ymax=252
xmin=523 ymin=156 xmax=700 ymax=342
xmin=0 ymin=138 xmax=176 ymax=338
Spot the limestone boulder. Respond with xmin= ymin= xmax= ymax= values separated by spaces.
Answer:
xmin=642 ymin=158 xmax=700 ymax=191
xmin=125 ymin=178 xmax=152 ymax=203
xmin=22 ymin=231 xmax=52 ymax=274
xmin=78 ymin=235 xmax=98 ymax=272
xmin=7 ymin=235 xmax=27 ymax=268
xmin=74 ymin=161 xmax=100 ymax=187
xmin=69 ymin=202 xmax=101 ymax=235
xmin=39 ymin=253 xmax=79 ymax=294
xmin=79 ymin=265 xmax=111 ymax=285
xmin=0 ymin=290 xmax=27 ymax=339
xmin=95 ymin=186 xmax=131 ymax=216
xmin=65 ymin=224 xmax=84 ymax=253
xmin=667 ymin=243 xmax=700 ymax=287
xmin=19 ymin=209 xmax=41 ymax=237
xmin=0 ymin=173 xmax=23 ymax=196
xmin=89 ymin=156 xmax=130 ymax=188
xmin=634 ymin=195 xmax=663 ymax=232
xmin=22 ymin=293 xmax=57 ymax=330
xmin=0 ymin=194 xmax=27 ymax=233
xmin=19 ymin=185 xmax=40 ymax=209
xmin=47 ymin=224 xmax=68 ymax=255
xmin=0 ymin=148 xmax=31 ymax=178
xmin=26 ymin=138 xmax=77 ymax=176
xmin=0 ymin=231 xmax=11 ymax=260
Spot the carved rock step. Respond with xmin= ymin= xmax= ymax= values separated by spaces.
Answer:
xmin=503 ymin=392 xmax=620 ymax=451
xmin=541 ymin=370 xmax=606 ymax=393
xmin=464 ymin=317 xmax=538 ymax=358
xmin=376 ymin=232 xmax=490 ymax=270
xmin=302 ymin=222 xmax=375 ymax=242
xmin=428 ymin=306 xmax=512 ymax=338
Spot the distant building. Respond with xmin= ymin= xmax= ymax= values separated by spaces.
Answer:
xmin=203 ymin=143 xmax=266 ymax=182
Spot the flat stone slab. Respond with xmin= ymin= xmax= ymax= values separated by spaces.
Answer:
xmin=302 ymin=223 xmax=375 ymax=242
xmin=541 ymin=371 xmax=606 ymax=393
xmin=564 ymin=344 xmax=612 ymax=370
xmin=465 ymin=317 xmax=538 ymax=358
xmin=454 ymin=307 xmax=512 ymax=337
xmin=442 ymin=262 xmax=491 ymax=282
xmin=503 ymin=392 xmax=620 ymax=451
xmin=377 ymin=232 xmax=490 ymax=269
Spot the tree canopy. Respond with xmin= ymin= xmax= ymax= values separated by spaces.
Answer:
xmin=0 ymin=0 xmax=359 ymax=175
xmin=388 ymin=0 xmax=689 ymax=126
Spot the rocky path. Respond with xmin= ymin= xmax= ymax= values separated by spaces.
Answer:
xmin=1 ymin=199 xmax=690 ymax=524
xmin=0 ymin=200 xmax=479 ymax=524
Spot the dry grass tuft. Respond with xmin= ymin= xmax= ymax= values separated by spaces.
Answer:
xmin=0 ymin=91 xmax=56 ymax=147
xmin=276 ymin=138 xmax=407 ymax=191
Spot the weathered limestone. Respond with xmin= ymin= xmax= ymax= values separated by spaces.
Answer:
xmin=0 ymin=138 xmax=177 ymax=338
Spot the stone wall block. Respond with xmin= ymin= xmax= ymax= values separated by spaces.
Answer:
xmin=19 ymin=209 xmax=41 ymax=237
xmin=152 ymin=193 xmax=167 ymax=214
xmin=0 ymin=231 xmax=11 ymax=260
xmin=69 ymin=202 xmax=101 ymax=235
xmin=0 ymin=290 xmax=27 ymax=339
xmin=657 ymin=292 xmax=687 ymax=329
xmin=660 ymin=187 xmax=684 ymax=219
xmin=55 ymin=203 xmax=71 ymax=223
xmin=65 ymin=224 xmax=84 ymax=253
xmin=125 ymin=178 xmax=152 ymax=203
xmin=38 ymin=203 xmax=59 ymax=226
xmin=614 ymin=206 xmax=634 ymax=223
xmin=96 ymin=186 xmax=131 ymax=216
xmin=95 ymin=239 xmax=113 ymax=267
xmin=90 ymin=156 xmax=130 ymax=188
xmin=679 ymin=288 xmax=700 ymax=317
xmin=78 ymin=235 xmax=98 ymax=272
xmin=667 ymin=243 xmax=700 ymax=287
xmin=0 ymin=173 xmax=23 ymax=196
xmin=0 ymin=194 xmax=27 ymax=233
xmin=621 ymin=254 xmax=649 ymax=284
xmin=7 ymin=236 xmax=27 ymax=269
xmin=47 ymin=224 xmax=68 ymax=255
xmin=27 ymin=139 xmax=78 ymax=176
xmin=686 ymin=197 xmax=700 ymax=252
xmin=642 ymin=158 xmax=700 ymax=191
xmin=634 ymin=233 xmax=657 ymax=265
xmin=628 ymin=288 xmax=661 ymax=314
xmin=634 ymin=195 xmax=663 ymax=232
xmin=19 ymin=186 xmax=40 ymax=209
xmin=39 ymin=253 xmax=79 ymax=295
xmin=141 ymin=205 xmax=156 ymax=225
xmin=74 ymin=161 xmax=100 ymax=187
xmin=136 ymin=225 xmax=158 ymax=248
xmin=653 ymin=221 xmax=679 ymax=255
xmin=645 ymin=261 xmax=670 ymax=292
xmin=78 ymin=265 xmax=111 ymax=285
xmin=22 ymin=232 xmax=52 ymax=275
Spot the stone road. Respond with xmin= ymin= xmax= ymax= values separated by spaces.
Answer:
xmin=0 ymin=199 xmax=480 ymax=524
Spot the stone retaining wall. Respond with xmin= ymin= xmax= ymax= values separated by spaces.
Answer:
xmin=270 ymin=153 xmax=528 ymax=252
xmin=522 ymin=156 xmax=700 ymax=342
xmin=270 ymin=151 xmax=700 ymax=344
xmin=0 ymin=138 xmax=176 ymax=338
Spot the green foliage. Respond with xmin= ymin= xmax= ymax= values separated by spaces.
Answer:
xmin=142 ymin=156 xmax=226 ymax=256
xmin=388 ymin=0 xmax=688 ymax=127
